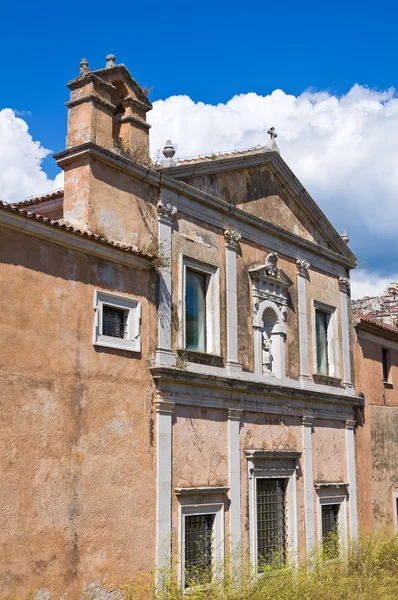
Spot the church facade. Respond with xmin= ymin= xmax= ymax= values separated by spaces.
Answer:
xmin=0 ymin=55 xmax=361 ymax=597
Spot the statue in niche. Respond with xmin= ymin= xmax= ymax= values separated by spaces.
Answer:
xmin=262 ymin=331 xmax=273 ymax=374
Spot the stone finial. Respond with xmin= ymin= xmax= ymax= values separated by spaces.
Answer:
xmin=224 ymin=229 xmax=241 ymax=249
xmin=263 ymin=126 xmax=280 ymax=155
xmin=339 ymin=276 xmax=351 ymax=294
xmin=162 ymin=140 xmax=176 ymax=167
xmin=106 ymin=54 xmax=116 ymax=69
xmin=79 ymin=58 xmax=90 ymax=76
xmin=296 ymin=259 xmax=310 ymax=276
xmin=341 ymin=229 xmax=350 ymax=244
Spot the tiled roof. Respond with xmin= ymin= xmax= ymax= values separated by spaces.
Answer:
xmin=353 ymin=312 xmax=398 ymax=335
xmin=175 ymin=146 xmax=266 ymax=165
xmin=13 ymin=189 xmax=64 ymax=208
xmin=0 ymin=201 xmax=152 ymax=259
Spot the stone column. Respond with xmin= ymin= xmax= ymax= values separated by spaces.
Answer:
xmin=155 ymin=399 xmax=175 ymax=580
xmin=346 ymin=419 xmax=358 ymax=539
xmin=224 ymin=230 xmax=242 ymax=374
xmin=228 ymin=408 xmax=242 ymax=561
xmin=339 ymin=277 xmax=353 ymax=390
xmin=297 ymin=260 xmax=311 ymax=383
xmin=156 ymin=198 xmax=177 ymax=366
xmin=302 ymin=415 xmax=315 ymax=553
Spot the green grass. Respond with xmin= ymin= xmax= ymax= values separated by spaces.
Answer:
xmin=3 ymin=531 xmax=398 ymax=600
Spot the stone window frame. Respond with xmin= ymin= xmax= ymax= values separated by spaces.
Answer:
xmin=246 ymin=451 xmax=299 ymax=573
xmin=316 ymin=486 xmax=348 ymax=552
xmin=179 ymin=255 xmax=221 ymax=356
xmin=93 ymin=290 xmax=141 ymax=352
xmin=177 ymin=499 xmax=225 ymax=591
xmin=311 ymin=299 xmax=339 ymax=379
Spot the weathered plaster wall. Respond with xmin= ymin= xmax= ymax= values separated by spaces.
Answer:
xmin=312 ymin=420 xmax=346 ymax=484
xmin=369 ymin=405 xmax=398 ymax=528
xmin=182 ymin=165 xmax=329 ymax=247
xmin=63 ymin=158 xmax=158 ymax=248
xmin=0 ymin=226 xmax=157 ymax=598
xmin=354 ymin=332 xmax=398 ymax=530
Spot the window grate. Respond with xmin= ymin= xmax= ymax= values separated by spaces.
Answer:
xmin=185 ymin=513 xmax=214 ymax=587
xmin=321 ymin=504 xmax=339 ymax=558
xmin=257 ymin=478 xmax=287 ymax=566
xmin=102 ymin=305 xmax=128 ymax=339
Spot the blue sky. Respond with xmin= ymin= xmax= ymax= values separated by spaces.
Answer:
xmin=1 ymin=0 xmax=398 ymax=297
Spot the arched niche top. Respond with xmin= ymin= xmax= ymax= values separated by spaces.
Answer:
xmin=254 ymin=299 xmax=287 ymax=335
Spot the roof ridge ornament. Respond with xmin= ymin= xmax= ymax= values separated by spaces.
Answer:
xmin=341 ymin=229 xmax=350 ymax=244
xmin=79 ymin=58 xmax=90 ymax=76
xmin=106 ymin=54 xmax=116 ymax=69
xmin=263 ymin=126 xmax=280 ymax=155
xmin=162 ymin=140 xmax=176 ymax=167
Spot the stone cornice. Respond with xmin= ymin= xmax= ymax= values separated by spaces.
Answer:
xmin=0 ymin=208 xmax=150 ymax=270
xmin=151 ymin=366 xmax=363 ymax=418
xmin=67 ymin=72 xmax=117 ymax=93
xmin=175 ymin=486 xmax=229 ymax=495
xmin=53 ymin=143 xmax=355 ymax=272
xmin=66 ymin=93 xmax=116 ymax=113
xmin=245 ymin=450 xmax=301 ymax=460
xmin=119 ymin=114 xmax=152 ymax=130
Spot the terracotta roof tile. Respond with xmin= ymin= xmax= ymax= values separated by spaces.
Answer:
xmin=353 ymin=312 xmax=398 ymax=335
xmin=13 ymin=189 xmax=64 ymax=208
xmin=0 ymin=201 xmax=152 ymax=260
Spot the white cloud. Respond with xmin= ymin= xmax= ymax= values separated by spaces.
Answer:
xmin=350 ymin=269 xmax=398 ymax=300
xmin=0 ymin=108 xmax=63 ymax=204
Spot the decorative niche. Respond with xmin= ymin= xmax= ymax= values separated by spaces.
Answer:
xmin=249 ymin=252 xmax=293 ymax=378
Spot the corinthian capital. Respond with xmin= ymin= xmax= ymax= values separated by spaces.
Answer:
xmin=157 ymin=200 xmax=177 ymax=224
xmin=296 ymin=259 xmax=310 ymax=276
xmin=339 ymin=276 xmax=351 ymax=294
xmin=224 ymin=229 xmax=241 ymax=249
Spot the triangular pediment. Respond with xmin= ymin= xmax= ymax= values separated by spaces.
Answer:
xmin=162 ymin=150 xmax=356 ymax=264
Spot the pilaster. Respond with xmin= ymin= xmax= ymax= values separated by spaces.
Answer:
xmin=228 ymin=408 xmax=242 ymax=561
xmin=339 ymin=277 xmax=353 ymax=390
xmin=302 ymin=415 xmax=315 ymax=553
xmin=224 ymin=230 xmax=242 ymax=374
xmin=156 ymin=199 xmax=177 ymax=366
xmin=346 ymin=419 xmax=358 ymax=539
xmin=155 ymin=399 xmax=175 ymax=578
xmin=297 ymin=259 xmax=311 ymax=383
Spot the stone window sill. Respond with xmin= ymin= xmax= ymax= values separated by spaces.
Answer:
xmin=312 ymin=373 xmax=342 ymax=388
xmin=177 ymin=348 xmax=224 ymax=368
xmin=383 ymin=381 xmax=394 ymax=389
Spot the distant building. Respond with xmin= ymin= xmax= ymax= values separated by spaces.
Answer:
xmin=352 ymin=284 xmax=398 ymax=326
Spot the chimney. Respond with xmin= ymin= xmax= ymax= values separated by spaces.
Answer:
xmin=65 ymin=55 xmax=152 ymax=162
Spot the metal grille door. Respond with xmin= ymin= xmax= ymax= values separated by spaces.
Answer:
xmin=185 ymin=513 xmax=215 ymax=587
xmin=256 ymin=478 xmax=287 ymax=565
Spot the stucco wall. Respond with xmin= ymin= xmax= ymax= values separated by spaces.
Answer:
xmin=0 ymin=226 xmax=157 ymax=598
xmin=181 ymin=164 xmax=329 ymax=247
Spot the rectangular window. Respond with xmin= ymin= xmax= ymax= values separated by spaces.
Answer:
xmin=93 ymin=290 xmax=141 ymax=352
xmin=184 ymin=514 xmax=214 ymax=587
xmin=316 ymin=309 xmax=330 ymax=375
xmin=256 ymin=478 xmax=287 ymax=566
xmin=321 ymin=504 xmax=340 ymax=558
xmin=382 ymin=348 xmax=390 ymax=382
xmin=185 ymin=269 xmax=207 ymax=352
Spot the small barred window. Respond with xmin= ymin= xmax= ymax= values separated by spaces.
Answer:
xmin=102 ymin=305 xmax=128 ymax=339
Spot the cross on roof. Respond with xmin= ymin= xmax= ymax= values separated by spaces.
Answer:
xmin=268 ymin=127 xmax=278 ymax=140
